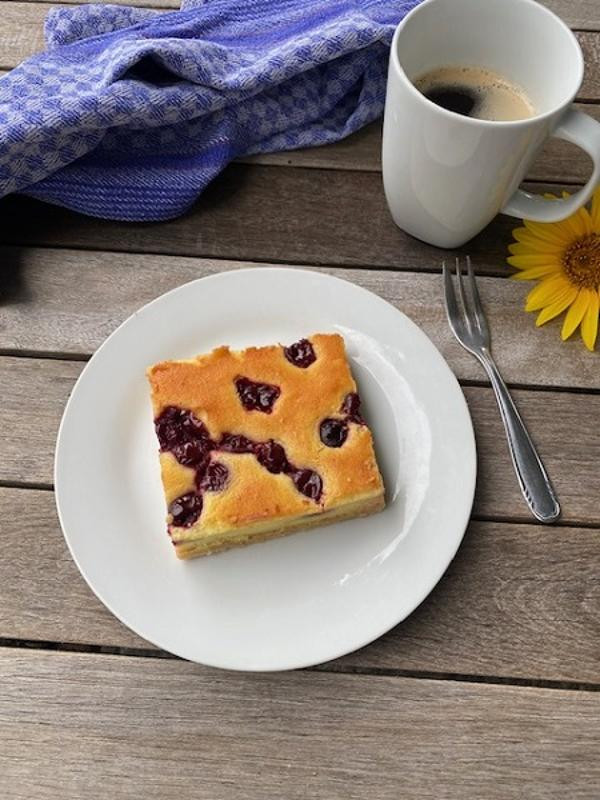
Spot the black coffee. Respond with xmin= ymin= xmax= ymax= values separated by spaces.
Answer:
xmin=424 ymin=87 xmax=476 ymax=117
xmin=414 ymin=66 xmax=535 ymax=121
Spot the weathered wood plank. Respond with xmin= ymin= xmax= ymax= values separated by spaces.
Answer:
xmin=2 ymin=486 xmax=598 ymax=683
xmin=465 ymin=384 xmax=600 ymax=525
xmin=0 ymin=174 xmax=580 ymax=274
xmin=0 ymin=488 xmax=149 ymax=650
xmin=580 ymin=31 xmax=600 ymax=97
xmin=1 ymin=248 xmax=599 ymax=391
xmin=350 ymin=516 xmax=600 ymax=681
xmin=0 ymin=355 xmax=597 ymax=523
xmin=0 ymin=357 xmax=81 ymax=486
xmin=0 ymin=2 xmax=47 ymax=68
xmin=1 ymin=649 xmax=599 ymax=800
xmin=243 ymin=121 xmax=382 ymax=173
xmin=522 ymin=0 xmax=600 ymax=31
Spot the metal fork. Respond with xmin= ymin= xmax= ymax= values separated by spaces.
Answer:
xmin=443 ymin=256 xmax=560 ymax=523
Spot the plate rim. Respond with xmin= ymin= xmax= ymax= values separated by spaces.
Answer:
xmin=54 ymin=265 xmax=477 ymax=670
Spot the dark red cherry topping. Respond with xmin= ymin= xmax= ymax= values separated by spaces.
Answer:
xmin=319 ymin=418 xmax=348 ymax=448
xmin=254 ymin=439 xmax=289 ymax=474
xmin=235 ymin=376 xmax=280 ymax=413
xmin=172 ymin=439 xmax=211 ymax=468
xmin=284 ymin=338 xmax=316 ymax=368
xmin=218 ymin=433 xmax=255 ymax=453
xmin=169 ymin=492 xmax=203 ymax=528
xmin=198 ymin=461 xmax=229 ymax=492
xmin=340 ymin=392 xmax=364 ymax=424
xmin=291 ymin=468 xmax=323 ymax=502
xmin=155 ymin=406 xmax=210 ymax=449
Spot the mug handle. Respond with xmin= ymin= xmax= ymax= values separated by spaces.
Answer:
xmin=502 ymin=108 xmax=600 ymax=222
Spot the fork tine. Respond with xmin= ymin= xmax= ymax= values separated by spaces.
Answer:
xmin=443 ymin=261 xmax=464 ymax=339
xmin=442 ymin=261 xmax=460 ymax=326
xmin=466 ymin=255 xmax=489 ymax=338
xmin=455 ymin=257 xmax=472 ymax=335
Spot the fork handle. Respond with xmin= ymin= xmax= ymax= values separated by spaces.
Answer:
xmin=478 ymin=353 xmax=561 ymax=523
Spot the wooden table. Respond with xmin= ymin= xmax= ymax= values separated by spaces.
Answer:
xmin=1 ymin=1 xmax=599 ymax=797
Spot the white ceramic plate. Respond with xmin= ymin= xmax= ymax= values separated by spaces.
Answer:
xmin=55 ymin=268 xmax=476 ymax=671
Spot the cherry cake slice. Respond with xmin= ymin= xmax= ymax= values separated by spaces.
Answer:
xmin=147 ymin=333 xmax=385 ymax=559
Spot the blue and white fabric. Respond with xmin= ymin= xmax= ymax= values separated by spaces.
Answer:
xmin=0 ymin=0 xmax=419 ymax=220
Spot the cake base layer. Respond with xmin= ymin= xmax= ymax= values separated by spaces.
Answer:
xmin=174 ymin=493 xmax=385 ymax=559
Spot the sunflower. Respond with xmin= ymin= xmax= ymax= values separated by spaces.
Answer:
xmin=507 ymin=189 xmax=600 ymax=351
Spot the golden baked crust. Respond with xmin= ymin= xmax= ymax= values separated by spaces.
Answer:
xmin=147 ymin=333 xmax=385 ymax=558
xmin=174 ymin=494 xmax=385 ymax=559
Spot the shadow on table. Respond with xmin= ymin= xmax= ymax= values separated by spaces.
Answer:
xmin=0 ymin=244 xmax=30 ymax=306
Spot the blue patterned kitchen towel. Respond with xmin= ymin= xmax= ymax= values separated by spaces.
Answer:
xmin=0 ymin=0 xmax=420 ymax=221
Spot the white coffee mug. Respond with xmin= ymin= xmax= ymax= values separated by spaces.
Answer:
xmin=382 ymin=0 xmax=600 ymax=248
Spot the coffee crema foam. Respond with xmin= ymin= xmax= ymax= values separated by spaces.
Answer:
xmin=414 ymin=65 xmax=535 ymax=121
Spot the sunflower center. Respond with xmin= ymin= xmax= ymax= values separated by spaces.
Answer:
xmin=562 ymin=233 xmax=600 ymax=289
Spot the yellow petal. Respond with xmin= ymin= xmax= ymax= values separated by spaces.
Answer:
xmin=556 ymin=191 xmax=592 ymax=238
xmin=552 ymin=218 xmax=585 ymax=242
xmin=535 ymin=287 xmax=578 ymax=326
xmin=581 ymin=290 xmax=600 ymax=350
xmin=576 ymin=205 xmax=594 ymax=235
xmin=512 ymin=227 xmax=562 ymax=249
xmin=525 ymin=275 xmax=570 ymax=311
xmin=509 ymin=238 xmax=561 ymax=255
xmin=508 ymin=254 xmax=560 ymax=268
xmin=522 ymin=220 xmax=571 ymax=247
xmin=561 ymin=289 xmax=593 ymax=340
xmin=512 ymin=227 xmax=537 ymax=243
xmin=591 ymin=187 xmax=600 ymax=232
xmin=508 ymin=243 xmax=530 ymax=255
xmin=511 ymin=264 xmax=561 ymax=281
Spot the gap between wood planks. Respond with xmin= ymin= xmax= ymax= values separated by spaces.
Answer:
xmin=0 ymin=637 xmax=598 ymax=693
xmin=0 ymin=237 xmax=521 ymax=278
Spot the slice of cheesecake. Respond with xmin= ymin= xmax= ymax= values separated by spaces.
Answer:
xmin=147 ymin=333 xmax=385 ymax=559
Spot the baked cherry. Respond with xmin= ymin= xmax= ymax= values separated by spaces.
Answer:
xmin=198 ymin=461 xmax=229 ymax=492
xmin=171 ymin=440 xmax=211 ymax=468
xmin=284 ymin=338 xmax=316 ymax=368
xmin=169 ymin=492 xmax=203 ymax=528
xmin=254 ymin=439 xmax=289 ymax=473
xmin=340 ymin=392 xmax=364 ymax=424
xmin=235 ymin=376 xmax=280 ymax=413
xmin=219 ymin=433 xmax=255 ymax=453
xmin=155 ymin=406 xmax=212 ymax=450
xmin=292 ymin=468 xmax=323 ymax=502
xmin=319 ymin=418 xmax=348 ymax=448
